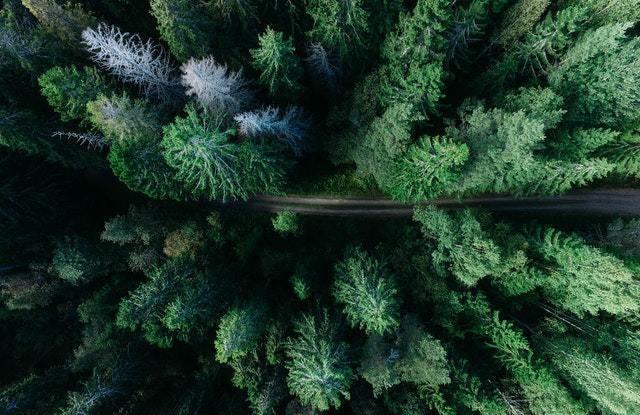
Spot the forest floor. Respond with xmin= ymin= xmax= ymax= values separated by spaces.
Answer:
xmin=215 ymin=189 xmax=640 ymax=217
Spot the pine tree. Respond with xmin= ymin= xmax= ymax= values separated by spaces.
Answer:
xmin=82 ymin=24 xmax=181 ymax=100
xmin=413 ymin=207 xmax=502 ymax=286
xmin=491 ymin=0 xmax=550 ymax=48
xmin=162 ymin=276 xmax=222 ymax=343
xmin=304 ymin=42 xmax=340 ymax=92
xmin=250 ymin=28 xmax=303 ymax=99
xmin=150 ymin=0 xmax=213 ymax=62
xmin=378 ymin=0 xmax=451 ymax=114
xmin=215 ymin=302 xmax=267 ymax=363
xmin=552 ymin=338 xmax=640 ymax=415
xmin=359 ymin=317 xmax=450 ymax=396
xmin=333 ymin=247 xmax=400 ymax=335
xmin=306 ymin=0 xmax=369 ymax=61
xmin=387 ymin=136 xmax=469 ymax=201
xmin=285 ymin=311 xmax=353 ymax=411
xmin=116 ymin=257 xmax=195 ymax=347
xmin=180 ymin=56 xmax=253 ymax=114
xmin=500 ymin=86 xmax=566 ymax=130
xmin=457 ymin=106 xmax=545 ymax=195
xmin=38 ymin=66 xmax=112 ymax=123
xmin=87 ymin=94 xmax=184 ymax=200
xmin=529 ymin=158 xmax=613 ymax=195
xmin=22 ymin=0 xmax=96 ymax=44
xmin=51 ymin=236 xmax=118 ymax=285
xmin=549 ymin=23 xmax=640 ymax=128
xmin=599 ymin=134 xmax=640 ymax=178
xmin=161 ymin=105 xmax=284 ymax=201
xmin=470 ymin=302 xmax=587 ymax=415
xmin=352 ymin=103 xmax=413 ymax=189
xmin=272 ymin=211 xmax=300 ymax=235
xmin=533 ymin=228 xmax=640 ymax=317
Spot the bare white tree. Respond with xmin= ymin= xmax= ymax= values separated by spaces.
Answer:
xmin=81 ymin=24 xmax=180 ymax=100
xmin=180 ymin=56 xmax=253 ymax=115
xmin=234 ymin=106 xmax=310 ymax=156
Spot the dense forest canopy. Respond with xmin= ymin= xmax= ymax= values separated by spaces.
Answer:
xmin=2 ymin=0 xmax=640 ymax=413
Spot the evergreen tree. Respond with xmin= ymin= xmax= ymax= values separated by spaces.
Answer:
xmin=333 ymin=247 xmax=399 ymax=335
xmin=285 ymin=311 xmax=353 ymax=411
xmin=22 ymin=0 xmax=96 ymax=44
xmin=51 ymin=236 xmax=118 ymax=285
xmin=533 ymin=228 xmax=640 ymax=317
xmin=150 ymin=0 xmax=213 ymax=62
xmin=250 ymin=28 xmax=303 ymax=99
xmin=215 ymin=302 xmax=268 ymax=363
xmin=387 ymin=136 xmax=469 ymax=201
xmin=38 ymin=65 xmax=112 ymax=123
xmin=234 ymin=106 xmax=310 ymax=156
xmin=378 ymin=0 xmax=451 ymax=114
xmin=414 ymin=207 xmax=502 ymax=286
xmin=491 ymin=0 xmax=550 ymax=48
xmin=552 ymin=337 xmax=640 ymax=415
xmin=549 ymin=23 xmax=640 ymax=128
xmin=306 ymin=0 xmax=369 ymax=61
xmin=88 ymin=93 xmax=184 ymax=200
xmin=161 ymin=105 xmax=284 ymax=201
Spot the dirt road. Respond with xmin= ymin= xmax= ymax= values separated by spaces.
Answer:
xmin=216 ymin=189 xmax=640 ymax=217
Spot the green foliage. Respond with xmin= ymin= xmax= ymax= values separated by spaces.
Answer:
xmin=215 ymin=302 xmax=267 ymax=363
xmin=272 ymin=211 xmax=299 ymax=235
xmin=22 ymin=0 xmax=96 ymax=44
xmin=51 ymin=236 xmax=112 ymax=284
xmin=549 ymin=23 xmax=640 ymax=128
xmin=333 ymin=247 xmax=399 ymax=335
xmin=6 ymin=0 xmax=640 ymax=412
xmin=379 ymin=0 xmax=450 ymax=114
xmin=251 ymin=28 xmax=303 ymax=98
xmin=39 ymin=66 xmax=112 ymax=122
xmin=533 ymin=228 xmax=640 ymax=317
xmin=162 ymin=106 xmax=285 ymax=201
xmin=492 ymin=0 xmax=550 ymax=48
xmin=285 ymin=311 xmax=353 ymax=411
xmin=306 ymin=0 xmax=369 ymax=60
xmin=500 ymin=86 xmax=566 ymax=130
xmin=359 ymin=317 xmax=450 ymax=396
xmin=552 ymin=338 xmax=640 ymax=415
xmin=457 ymin=106 xmax=545 ymax=195
xmin=150 ymin=0 xmax=213 ymax=62
xmin=88 ymin=94 xmax=184 ymax=200
xmin=414 ymin=207 xmax=501 ymax=286
xmin=352 ymin=103 xmax=413 ymax=189
xmin=387 ymin=136 xmax=469 ymax=201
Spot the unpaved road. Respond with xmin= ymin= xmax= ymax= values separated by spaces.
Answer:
xmin=216 ymin=189 xmax=640 ymax=217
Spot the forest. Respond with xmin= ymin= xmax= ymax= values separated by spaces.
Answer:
xmin=2 ymin=0 xmax=640 ymax=413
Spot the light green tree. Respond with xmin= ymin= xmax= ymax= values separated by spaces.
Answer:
xmin=285 ymin=311 xmax=353 ymax=411
xmin=549 ymin=23 xmax=640 ymax=128
xmin=532 ymin=228 xmax=640 ymax=317
xmin=333 ymin=247 xmax=400 ymax=335
xmin=161 ymin=105 xmax=284 ymax=201
xmin=387 ymin=136 xmax=469 ymax=201
xmin=39 ymin=66 xmax=112 ymax=123
xmin=306 ymin=0 xmax=369 ymax=60
xmin=215 ymin=302 xmax=267 ymax=364
xmin=250 ymin=28 xmax=303 ymax=98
